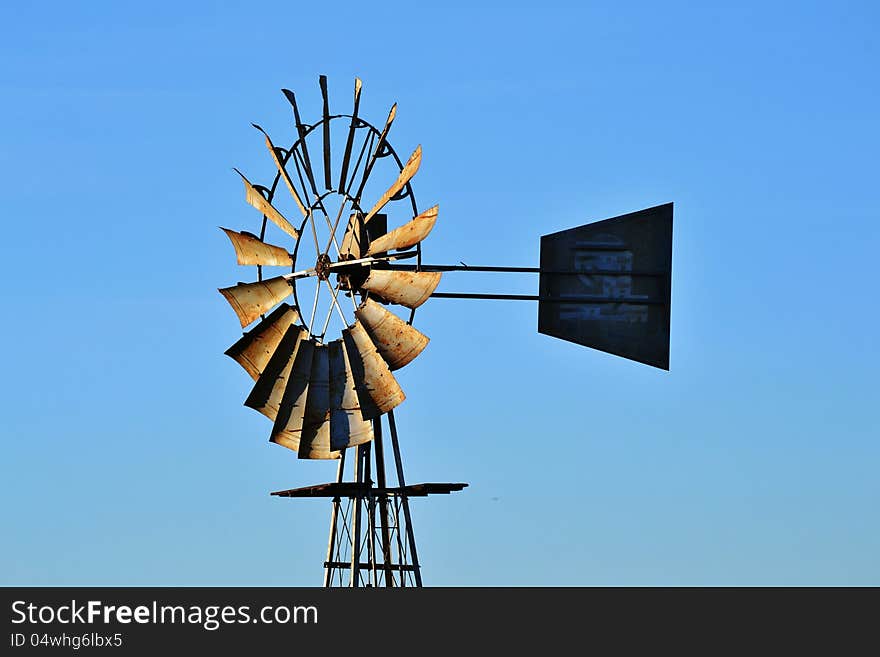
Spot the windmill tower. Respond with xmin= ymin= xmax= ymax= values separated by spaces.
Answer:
xmin=218 ymin=76 xmax=673 ymax=587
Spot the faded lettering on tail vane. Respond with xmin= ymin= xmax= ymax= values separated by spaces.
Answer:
xmin=538 ymin=203 xmax=673 ymax=370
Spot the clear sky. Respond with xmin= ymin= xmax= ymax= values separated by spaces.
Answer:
xmin=1 ymin=1 xmax=878 ymax=586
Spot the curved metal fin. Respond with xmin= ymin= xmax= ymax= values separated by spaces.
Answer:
xmin=354 ymin=299 xmax=429 ymax=371
xmin=244 ymin=325 xmax=307 ymax=421
xmin=329 ymin=339 xmax=374 ymax=450
xmin=218 ymin=276 xmax=292 ymax=328
xmin=361 ymin=270 xmax=441 ymax=309
xmin=224 ymin=303 xmax=299 ymax=380
xmin=342 ymin=321 xmax=405 ymax=420
xmin=367 ymin=205 xmax=438 ymax=255
xmin=298 ymin=343 xmax=338 ymax=459
xmin=364 ymin=145 xmax=421 ymax=224
xmin=220 ymin=228 xmax=293 ymax=267
xmin=252 ymin=125 xmax=308 ymax=217
xmin=270 ymin=338 xmax=314 ymax=453
xmin=233 ymin=168 xmax=301 ymax=240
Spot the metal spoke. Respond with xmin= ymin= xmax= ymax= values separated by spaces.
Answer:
xmin=307 ymin=279 xmax=322 ymax=336
xmin=323 ymin=195 xmax=350 ymax=256
xmin=306 ymin=210 xmax=322 ymax=260
xmin=320 ymin=278 xmax=348 ymax=337
xmin=313 ymin=198 xmax=343 ymax=258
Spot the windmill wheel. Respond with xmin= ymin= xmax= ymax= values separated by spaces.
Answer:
xmin=218 ymin=77 xmax=441 ymax=460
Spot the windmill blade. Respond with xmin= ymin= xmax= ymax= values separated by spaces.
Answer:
xmin=354 ymin=103 xmax=397 ymax=202
xmin=354 ymin=299 xmax=429 ymax=371
xmin=234 ymin=168 xmax=301 ymax=240
xmin=338 ymin=77 xmax=362 ymax=193
xmin=361 ymin=270 xmax=441 ymax=309
xmin=328 ymin=339 xmax=373 ymax=451
xmin=224 ymin=303 xmax=300 ymax=380
xmin=220 ymin=228 xmax=293 ymax=267
xmin=367 ymin=205 xmax=438 ymax=255
xmin=281 ymin=88 xmax=319 ymax=195
xmin=252 ymin=124 xmax=308 ymax=217
xmin=298 ymin=343 xmax=338 ymax=460
xmin=363 ymin=145 xmax=421 ymax=224
xmin=339 ymin=213 xmax=365 ymax=260
xmin=319 ymin=74 xmax=332 ymax=191
xmin=342 ymin=321 xmax=405 ymax=420
xmin=244 ymin=325 xmax=307 ymax=421
xmin=219 ymin=276 xmax=293 ymax=328
xmin=269 ymin=337 xmax=314 ymax=452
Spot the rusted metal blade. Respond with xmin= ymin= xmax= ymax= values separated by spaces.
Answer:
xmin=252 ymin=124 xmax=308 ymax=217
xmin=338 ymin=78 xmax=362 ymax=193
xmin=224 ymin=303 xmax=300 ymax=381
xmin=364 ymin=146 xmax=422 ymax=224
xmin=218 ymin=276 xmax=293 ymax=328
xmin=269 ymin=337 xmax=314 ymax=452
xmin=354 ymin=299 xmax=429 ymax=371
xmin=329 ymin=339 xmax=374 ymax=451
xmin=367 ymin=205 xmax=438 ymax=255
xmin=354 ymin=103 xmax=397 ymax=202
xmin=233 ymin=169 xmax=301 ymax=240
xmin=220 ymin=228 xmax=293 ymax=267
xmin=342 ymin=321 xmax=405 ymax=420
xmin=361 ymin=270 xmax=441 ymax=309
xmin=297 ymin=343 xmax=338 ymax=459
xmin=319 ymin=75 xmax=332 ymax=191
xmin=244 ymin=325 xmax=307 ymax=421
xmin=281 ymin=88 xmax=318 ymax=195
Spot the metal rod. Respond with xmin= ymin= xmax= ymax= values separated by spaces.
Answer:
xmin=324 ymin=561 xmax=418 ymax=572
xmin=307 ymin=279 xmax=322 ymax=335
xmin=430 ymin=293 xmax=666 ymax=304
xmin=372 ymin=417 xmax=396 ymax=587
xmin=320 ymin=279 xmax=348 ymax=336
xmin=387 ymin=264 xmax=666 ymax=276
xmin=323 ymin=450 xmax=346 ymax=587
xmin=392 ymin=494 xmax=407 ymax=587
xmin=284 ymin=251 xmax=419 ymax=281
xmin=362 ymin=441 xmax=377 ymax=588
xmin=387 ymin=410 xmax=422 ymax=587
xmin=350 ymin=443 xmax=364 ymax=587
xmin=323 ymin=195 xmax=349 ymax=257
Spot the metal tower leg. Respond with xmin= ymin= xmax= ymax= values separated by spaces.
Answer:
xmin=350 ymin=443 xmax=365 ymax=587
xmin=388 ymin=410 xmax=422 ymax=587
xmin=373 ymin=418 xmax=396 ymax=586
xmin=280 ymin=412 xmax=464 ymax=587
xmin=323 ymin=450 xmax=345 ymax=587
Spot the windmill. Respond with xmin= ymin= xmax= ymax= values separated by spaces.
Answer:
xmin=218 ymin=76 xmax=673 ymax=587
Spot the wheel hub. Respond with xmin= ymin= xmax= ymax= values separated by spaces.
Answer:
xmin=315 ymin=253 xmax=332 ymax=281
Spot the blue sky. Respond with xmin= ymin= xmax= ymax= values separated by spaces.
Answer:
xmin=1 ymin=1 xmax=878 ymax=585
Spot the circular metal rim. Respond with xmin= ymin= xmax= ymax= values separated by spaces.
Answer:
xmin=253 ymin=112 xmax=424 ymax=339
